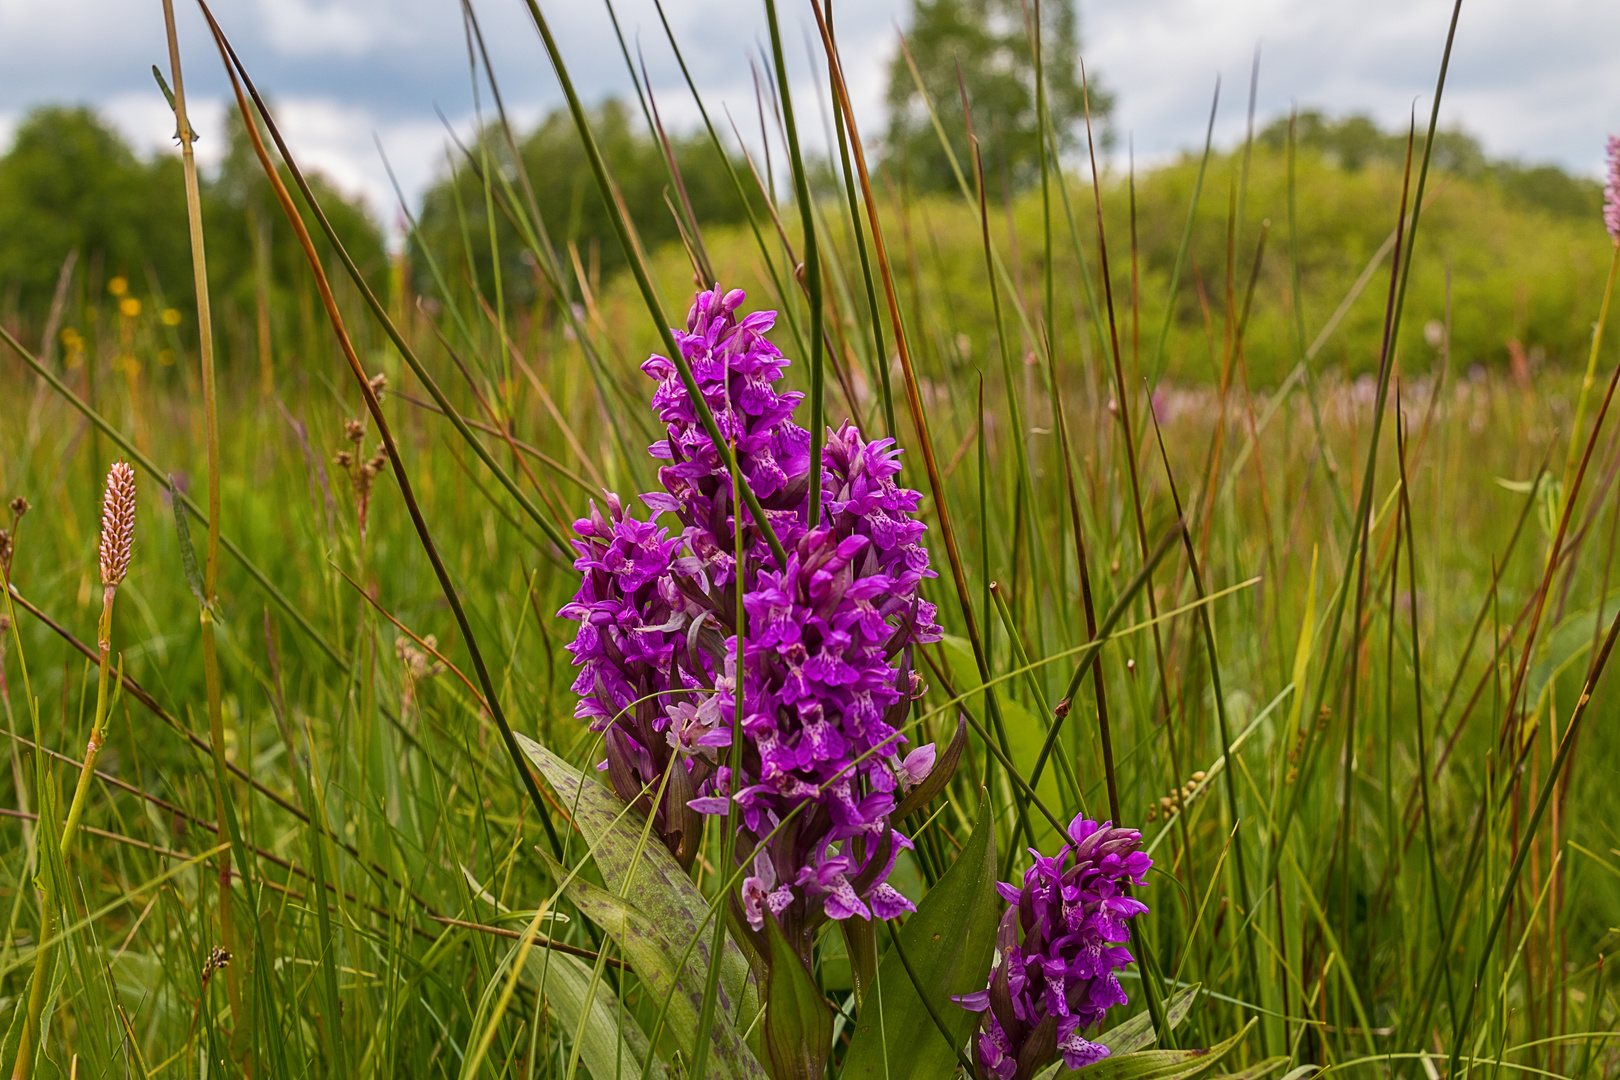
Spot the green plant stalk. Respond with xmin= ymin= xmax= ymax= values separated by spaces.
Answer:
xmin=1148 ymin=409 xmax=1265 ymax=1052
xmin=1572 ymin=954 xmax=1607 ymax=1080
xmin=161 ymin=0 xmax=242 ymax=1028
xmin=0 ymin=575 xmax=42 ymax=1077
xmin=1271 ymin=0 xmax=1463 ymax=874
xmin=1394 ymin=393 xmax=1458 ymax=1027
xmin=1562 ymin=243 xmax=1620 ymax=504
xmin=963 ymin=125 xmax=1034 ymax=851
xmin=761 ymin=0 xmax=824 ymax=526
xmin=1447 ymin=599 xmax=1620 ymax=1078
xmin=1285 ymin=110 xmax=1352 ymax=529
xmin=808 ymin=0 xmax=1002 ymax=737
xmin=688 ymin=417 xmax=750 ymax=1080
xmin=521 ymin=0 xmax=789 ymax=571
xmin=12 ymin=592 xmax=118 ymax=1080
xmin=201 ymin=3 xmax=568 ymax=860
xmin=644 ymin=0 xmax=813 ymax=366
xmin=824 ymin=0 xmax=893 ymax=438
xmin=1075 ymin=66 xmax=1186 ymax=840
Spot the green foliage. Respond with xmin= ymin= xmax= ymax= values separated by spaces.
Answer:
xmin=4 ymin=8 xmax=1620 ymax=1080
xmin=763 ymin=916 xmax=833 ymax=1080
xmin=411 ymin=99 xmax=757 ymax=308
xmin=0 ymin=103 xmax=385 ymax=349
xmin=840 ymin=791 xmax=999 ymax=1080
xmin=1052 ymin=1023 xmax=1261 ymax=1080
xmin=616 ymin=136 xmax=1612 ymax=387
xmin=0 ymin=107 xmax=188 ymax=311
xmin=1259 ymin=110 xmax=1604 ymax=222
xmin=883 ymin=0 xmax=1111 ymax=193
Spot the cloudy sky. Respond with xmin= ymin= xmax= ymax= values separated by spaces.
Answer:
xmin=2 ymin=0 xmax=1617 ymax=236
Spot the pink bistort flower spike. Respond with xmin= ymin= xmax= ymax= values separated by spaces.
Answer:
xmin=1604 ymin=134 xmax=1620 ymax=242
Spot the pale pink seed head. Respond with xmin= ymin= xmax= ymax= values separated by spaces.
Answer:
xmin=98 ymin=461 xmax=136 ymax=589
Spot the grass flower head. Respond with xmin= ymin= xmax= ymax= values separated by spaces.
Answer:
xmin=98 ymin=461 xmax=136 ymax=591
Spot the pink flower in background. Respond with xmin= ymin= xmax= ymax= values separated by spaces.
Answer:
xmin=1605 ymin=134 xmax=1620 ymax=242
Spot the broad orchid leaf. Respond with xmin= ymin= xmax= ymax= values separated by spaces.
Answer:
xmin=518 ymin=733 xmax=758 ymax=1021
xmin=538 ymin=851 xmax=765 ymax=1080
xmin=1098 ymin=984 xmax=1201 ymax=1056
xmin=1033 ymin=986 xmax=1201 ymax=1080
xmin=1055 ymin=1018 xmax=1257 ymax=1080
xmin=523 ymin=949 xmax=667 ymax=1080
xmin=763 ymin=916 xmax=833 ymax=1080
xmin=840 ymin=789 xmax=999 ymax=1079
xmin=1214 ymin=1057 xmax=1289 ymax=1080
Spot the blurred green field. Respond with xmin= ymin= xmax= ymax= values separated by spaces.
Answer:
xmin=1 ymin=6 xmax=1619 ymax=1079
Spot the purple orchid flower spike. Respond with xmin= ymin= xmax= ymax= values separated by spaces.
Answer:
xmin=560 ymin=285 xmax=954 ymax=957
xmin=955 ymin=816 xmax=1152 ymax=1080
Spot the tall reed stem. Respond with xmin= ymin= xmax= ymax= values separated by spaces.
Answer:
xmin=160 ymin=0 xmax=242 ymax=1026
xmin=10 ymin=641 xmax=115 ymax=1080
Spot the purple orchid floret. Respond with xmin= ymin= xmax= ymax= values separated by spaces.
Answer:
xmin=1605 ymin=135 xmax=1620 ymax=243
xmin=560 ymin=285 xmax=944 ymax=932
xmin=954 ymin=816 xmax=1152 ymax=1080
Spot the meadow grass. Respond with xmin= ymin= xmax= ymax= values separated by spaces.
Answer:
xmin=1 ymin=2 xmax=1619 ymax=1078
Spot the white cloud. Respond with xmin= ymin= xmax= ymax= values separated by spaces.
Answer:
xmin=252 ymin=0 xmax=434 ymax=58
xmin=3 ymin=0 xmax=1619 ymax=244
xmin=99 ymin=92 xmax=227 ymax=170
xmin=1087 ymin=0 xmax=1620 ymax=176
xmin=268 ymin=98 xmax=463 ymax=226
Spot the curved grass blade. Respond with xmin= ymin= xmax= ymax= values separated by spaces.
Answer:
xmin=197 ymin=0 xmax=565 ymax=860
xmin=840 ymin=789 xmax=998 ymax=1079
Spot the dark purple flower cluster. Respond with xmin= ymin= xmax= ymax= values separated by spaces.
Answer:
xmin=560 ymin=285 xmax=943 ymax=936
xmin=955 ymin=817 xmax=1152 ymax=1080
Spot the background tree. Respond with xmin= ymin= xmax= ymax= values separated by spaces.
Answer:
xmin=0 ymin=103 xmax=384 ymax=349
xmin=883 ymin=0 xmax=1111 ymax=194
xmin=0 ymin=107 xmax=188 ymax=312
xmin=413 ymin=98 xmax=757 ymax=309
xmin=1259 ymin=110 xmax=1601 ymax=221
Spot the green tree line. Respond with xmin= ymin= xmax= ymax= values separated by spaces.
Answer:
xmin=1 ymin=98 xmax=1607 ymax=382
xmin=0 ymin=105 xmax=385 ymax=335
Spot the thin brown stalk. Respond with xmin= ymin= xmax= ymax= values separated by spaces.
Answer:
xmin=807 ymin=0 xmax=991 ymax=681
xmin=197 ymin=0 xmax=566 ymax=862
